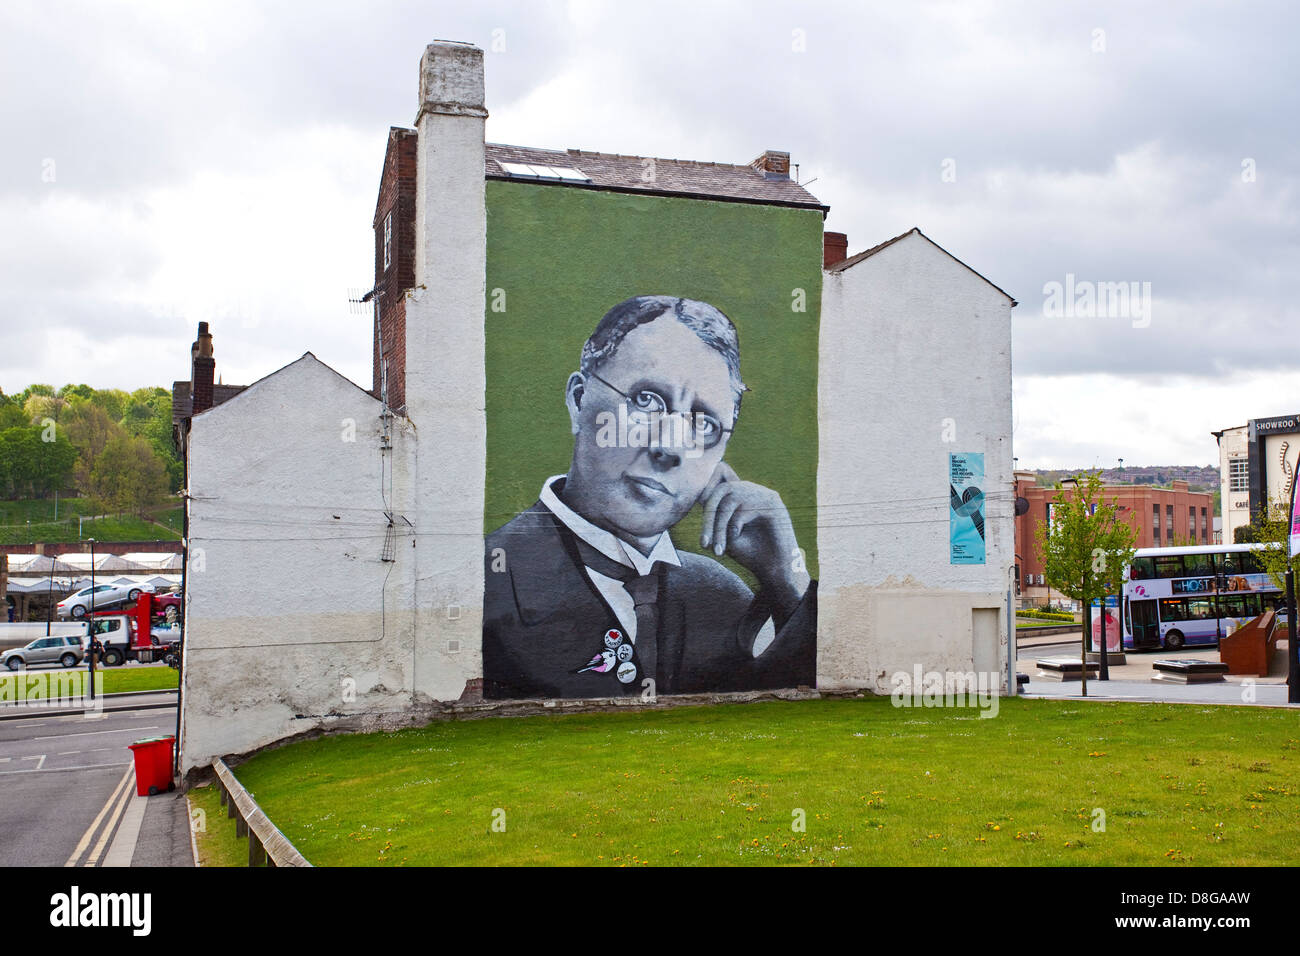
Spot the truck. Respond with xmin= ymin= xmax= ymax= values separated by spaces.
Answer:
xmin=86 ymin=593 xmax=181 ymax=667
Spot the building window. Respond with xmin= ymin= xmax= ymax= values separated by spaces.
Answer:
xmin=383 ymin=211 xmax=393 ymax=272
xmin=1201 ymin=507 xmax=1207 ymax=543
xmin=1229 ymin=458 xmax=1248 ymax=493
xmin=1153 ymin=503 xmax=1160 ymax=539
xmin=1166 ymin=504 xmax=1174 ymax=542
xmin=498 ymin=162 xmax=591 ymax=182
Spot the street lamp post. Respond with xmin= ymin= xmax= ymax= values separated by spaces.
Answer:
xmin=1112 ymin=459 xmax=1124 ymax=678
xmin=1007 ymin=558 xmax=1017 ymax=699
xmin=45 ymin=556 xmax=56 ymax=637
xmin=1288 ymin=564 xmax=1298 ymax=704
xmin=86 ymin=539 xmax=96 ymax=701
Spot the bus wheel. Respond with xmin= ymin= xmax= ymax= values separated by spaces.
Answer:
xmin=1164 ymin=630 xmax=1185 ymax=650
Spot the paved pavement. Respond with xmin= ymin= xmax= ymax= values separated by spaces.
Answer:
xmin=0 ymin=704 xmax=193 ymax=867
xmin=1019 ymin=677 xmax=1297 ymax=706
xmin=0 ymin=689 xmax=179 ymax=721
xmin=1015 ymin=636 xmax=1298 ymax=706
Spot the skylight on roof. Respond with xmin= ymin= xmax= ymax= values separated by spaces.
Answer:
xmin=498 ymin=161 xmax=591 ymax=182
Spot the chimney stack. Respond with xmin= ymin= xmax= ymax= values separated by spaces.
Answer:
xmin=749 ymin=150 xmax=791 ymax=180
xmin=191 ymin=321 xmax=215 ymax=415
xmin=823 ymin=232 xmax=848 ymax=269
xmin=406 ymin=41 xmax=489 ymax=702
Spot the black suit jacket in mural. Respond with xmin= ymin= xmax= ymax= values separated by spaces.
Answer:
xmin=483 ymin=503 xmax=816 ymax=699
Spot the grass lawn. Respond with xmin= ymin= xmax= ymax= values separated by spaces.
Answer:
xmin=0 ymin=665 xmax=178 ymax=700
xmin=188 ymin=785 xmax=252 ymax=867
xmin=98 ymin=666 xmax=179 ymax=694
xmin=227 ymin=696 xmax=1300 ymax=867
xmin=0 ymin=498 xmax=182 ymax=544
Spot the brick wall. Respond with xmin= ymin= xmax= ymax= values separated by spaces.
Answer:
xmin=192 ymin=357 xmax=215 ymax=414
xmin=1013 ymin=476 xmax=1214 ymax=599
xmin=372 ymin=127 xmax=418 ymax=412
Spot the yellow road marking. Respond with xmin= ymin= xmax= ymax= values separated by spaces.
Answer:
xmin=84 ymin=767 xmax=136 ymax=866
xmin=64 ymin=763 xmax=133 ymax=867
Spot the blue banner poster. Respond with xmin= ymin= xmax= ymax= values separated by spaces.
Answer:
xmin=949 ymin=452 xmax=985 ymax=565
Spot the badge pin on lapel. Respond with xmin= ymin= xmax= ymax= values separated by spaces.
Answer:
xmin=603 ymin=629 xmax=624 ymax=649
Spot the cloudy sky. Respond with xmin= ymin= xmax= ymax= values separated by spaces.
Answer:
xmin=2 ymin=0 xmax=1295 ymax=468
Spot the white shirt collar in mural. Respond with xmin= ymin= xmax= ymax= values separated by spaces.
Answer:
xmin=540 ymin=474 xmax=681 ymax=576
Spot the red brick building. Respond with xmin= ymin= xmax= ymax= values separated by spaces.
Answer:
xmin=1013 ymin=471 xmax=1214 ymax=605
xmin=370 ymin=127 xmax=418 ymax=415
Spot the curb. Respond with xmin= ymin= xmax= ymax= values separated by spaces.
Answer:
xmin=0 ymin=698 xmax=178 ymax=721
xmin=0 ymin=687 xmax=176 ymax=709
xmin=185 ymin=793 xmax=202 ymax=868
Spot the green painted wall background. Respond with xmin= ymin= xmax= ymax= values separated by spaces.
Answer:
xmin=484 ymin=181 xmax=822 ymax=581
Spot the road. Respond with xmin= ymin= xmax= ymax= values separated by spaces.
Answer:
xmin=1015 ymin=637 xmax=1080 ymax=659
xmin=0 ymin=703 xmax=191 ymax=867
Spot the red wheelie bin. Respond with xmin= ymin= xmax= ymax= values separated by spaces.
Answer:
xmin=128 ymin=735 xmax=176 ymax=796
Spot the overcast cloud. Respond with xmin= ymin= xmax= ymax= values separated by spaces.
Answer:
xmin=2 ymin=0 xmax=1296 ymax=468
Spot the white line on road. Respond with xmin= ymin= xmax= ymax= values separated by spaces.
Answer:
xmin=1 ymin=762 xmax=133 ymax=775
xmin=65 ymin=764 xmax=133 ymax=867
xmin=22 ymin=725 xmax=160 ymax=742
xmin=0 ymin=708 xmax=165 ymax=727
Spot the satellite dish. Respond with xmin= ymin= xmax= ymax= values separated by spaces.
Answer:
xmin=1015 ymin=496 xmax=1030 ymax=516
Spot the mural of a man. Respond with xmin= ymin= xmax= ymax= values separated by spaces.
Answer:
xmin=483 ymin=295 xmax=816 ymax=699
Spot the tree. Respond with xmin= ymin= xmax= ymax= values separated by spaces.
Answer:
xmin=121 ymin=397 xmax=155 ymax=435
xmin=63 ymin=402 xmax=126 ymax=493
xmin=0 ymin=424 xmax=76 ymax=498
xmin=58 ymin=383 xmax=96 ymax=403
xmin=89 ymin=435 xmax=168 ymax=516
xmin=133 ymin=389 xmax=183 ymax=492
xmin=1034 ymin=471 xmax=1138 ymax=696
xmin=35 ymin=427 xmax=77 ymax=497
xmin=0 ymin=390 xmax=27 ymax=430
xmin=88 ymin=388 xmax=129 ymax=424
xmin=22 ymin=393 xmax=67 ymax=425
xmin=16 ymin=384 xmax=55 ymax=404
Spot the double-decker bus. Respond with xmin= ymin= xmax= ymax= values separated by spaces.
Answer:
xmin=1121 ymin=544 xmax=1287 ymax=651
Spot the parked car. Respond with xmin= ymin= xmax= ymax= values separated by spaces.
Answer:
xmin=3 ymin=634 xmax=86 ymax=671
xmin=56 ymin=582 xmax=155 ymax=619
xmin=151 ymin=592 xmax=183 ymax=624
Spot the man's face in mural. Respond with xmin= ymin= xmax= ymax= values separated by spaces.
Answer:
xmin=563 ymin=315 xmax=735 ymax=542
